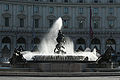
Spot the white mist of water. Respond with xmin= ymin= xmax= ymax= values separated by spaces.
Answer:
xmin=63 ymin=37 xmax=74 ymax=54
xmin=23 ymin=17 xmax=63 ymax=60
xmin=38 ymin=17 xmax=63 ymax=54
xmin=23 ymin=17 xmax=99 ymax=61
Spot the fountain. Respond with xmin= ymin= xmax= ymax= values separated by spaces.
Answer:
xmin=13 ymin=17 xmax=99 ymax=62
xmin=9 ymin=17 xmax=108 ymax=72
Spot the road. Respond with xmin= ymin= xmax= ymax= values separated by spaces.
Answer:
xmin=0 ymin=77 xmax=120 ymax=80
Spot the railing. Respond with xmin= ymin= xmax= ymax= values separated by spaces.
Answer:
xmin=1 ymin=0 xmax=120 ymax=5
xmin=0 ymin=26 xmax=120 ymax=34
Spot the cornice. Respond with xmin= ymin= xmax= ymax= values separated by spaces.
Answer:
xmin=17 ymin=14 xmax=26 ymax=19
xmin=47 ymin=15 xmax=56 ymax=20
xmin=92 ymin=16 xmax=101 ymax=21
xmin=76 ymin=16 xmax=86 ymax=21
xmin=107 ymin=16 xmax=117 ymax=20
xmin=1 ymin=0 xmax=120 ymax=7
xmin=2 ymin=13 xmax=11 ymax=18
xmin=62 ymin=15 xmax=70 ymax=20
xmin=1 ymin=29 xmax=120 ymax=36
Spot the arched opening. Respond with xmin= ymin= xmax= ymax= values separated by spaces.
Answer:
xmin=91 ymin=38 xmax=100 ymax=52
xmin=17 ymin=37 xmax=26 ymax=50
xmin=76 ymin=38 xmax=86 ymax=51
xmin=1 ymin=37 xmax=11 ymax=58
xmin=31 ymin=37 xmax=40 ymax=51
xmin=106 ymin=38 xmax=116 ymax=51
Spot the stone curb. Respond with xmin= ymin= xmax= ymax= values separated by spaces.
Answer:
xmin=0 ymin=72 xmax=120 ymax=77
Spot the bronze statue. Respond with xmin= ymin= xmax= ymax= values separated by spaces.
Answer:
xmin=97 ymin=46 xmax=115 ymax=64
xmin=54 ymin=30 xmax=66 ymax=54
xmin=9 ymin=48 xmax=26 ymax=64
xmin=56 ymin=30 xmax=65 ymax=44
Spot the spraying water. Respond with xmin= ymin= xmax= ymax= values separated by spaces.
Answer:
xmin=63 ymin=37 xmax=74 ymax=54
xmin=38 ymin=17 xmax=63 ymax=54
xmin=23 ymin=17 xmax=99 ymax=61
xmin=23 ymin=17 xmax=64 ymax=60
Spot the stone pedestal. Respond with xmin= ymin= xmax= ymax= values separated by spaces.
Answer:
xmin=12 ymin=62 xmax=88 ymax=72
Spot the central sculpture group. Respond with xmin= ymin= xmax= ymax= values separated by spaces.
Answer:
xmin=54 ymin=30 xmax=66 ymax=54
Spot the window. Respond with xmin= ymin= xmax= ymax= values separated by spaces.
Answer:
xmin=91 ymin=38 xmax=100 ymax=52
xmin=19 ymin=5 xmax=24 ymax=12
xmin=109 ymin=0 xmax=114 ymax=3
xmin=94 ymin=0 xmax=98 ymax=3
xmin=91 ymin=38 xmax=100 ymax=44
xmin=93 ymin=20 xmax=99 ymax=29
xmin=76 ymin=38 xmax=86 ymax=51
xmin=4 ymin=4 xmax=9 ymax=11
xmin=106 ymin=39 xmax=115 ymax=44
xmin=49 ymin=7 xmax=54 ymax=14
xmin=20 ymin=18 xmax=24 ymax=27
xmin=106 ymin=39 xmax=116 ymax=50
xmin=108 ymin=20 xmax=114 ymax=28
xmin=49 ymin=19 xmax=54 ymax=27
xmin=78 ymin=0 xmax=83 ymax=3
xmin=108 ymin=8 xmax=114 ymax=14
xmin=64 ymin=7 xmax=68 ymax=14
xmin=2 ymin=37 xmax=11 ymax=50
xmin=64 ymin=0 xmax=68 ymax=2
xmin=5 ymin=17 xmax=9 ymax=27
xmin=34 ymin=19 xmax=39 ymax=28
xmin=93 ymin=8 xmax=98 ymax=14
xmin=34 ymin=6 xmax=39 ymax=13
xmin=78 ymin=20 xmax=84 ymax=29
xmin=63 ymin=20 xmax=69 ymax=28
xmin=32 ymin=38 xmax=40 ymax=44
xmin=35 ymin=0 xmax=43 ymax=1
xmin=50 ymin=0 xmax=53 ymax=2
xmin=17 ymin=37 xmax=26 ymax=50
xmin=79 ymin=8 xmax=83 ymax=14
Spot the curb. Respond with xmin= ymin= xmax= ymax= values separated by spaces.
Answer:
xmin=0 ymin=72 xmax=120 ymax=77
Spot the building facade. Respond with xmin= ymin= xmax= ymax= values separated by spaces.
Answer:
xmin=0 ymin=0 xmax=120 ymax=60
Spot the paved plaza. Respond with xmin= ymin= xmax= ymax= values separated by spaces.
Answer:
xmin=0 ymin=77 xmax=120 ymax=80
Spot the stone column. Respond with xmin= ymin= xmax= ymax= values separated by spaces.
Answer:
xmin=11 ymin=35 xmax=16 ymax=57
xmin=26 ymin=35 xmax=31 ymax=51
xmin=101 ymin=37 xmax=105 ymax=54
xmin=86 ymin=36 xmax=90 ymax=48
xmin=116 ymin=38 xmax=120 ymax=52
xmin=0 ymin=35 xmax=2 ymax=57
xmin=72 ymin=36 xmax=77 ymax=50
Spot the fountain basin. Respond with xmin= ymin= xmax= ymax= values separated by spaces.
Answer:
xmin=22 ymin=49 xmax=99 ymax=62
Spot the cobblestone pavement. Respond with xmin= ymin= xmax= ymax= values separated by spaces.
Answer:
xmin=0 ymin=77 xmax=120 ymax=80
